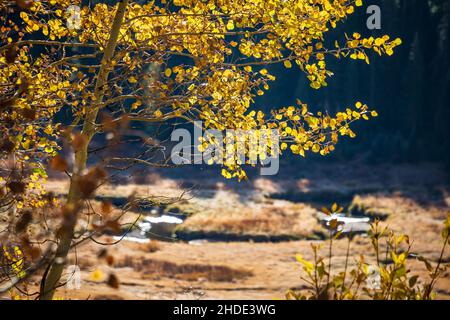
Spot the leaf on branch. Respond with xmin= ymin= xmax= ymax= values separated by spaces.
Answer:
xmin=7 ymin=181 xmax=25 ymax=194
xmin=49 ymin=155 xmax=68 ymax=172
xmin=5 ymin=46 xmax=18 ymax=64
xmin=15 ymin=211 xmax=32 ymax=233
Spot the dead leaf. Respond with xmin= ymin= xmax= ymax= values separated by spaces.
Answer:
xmin=107 ymin=273 xmax=120 ymax=289
xmin=7 ymin=181 xmax=25 ymax=194
xmin=15 ymin=210 xmax=32 ymax=233
xmin=5 ymin=46 xmax=17 ymax=64
xmin=106 ymin=255 xmax=115 ymax=266
xmin=101 ymin=201 xmax=113 ymax=216
xmin=49 ymin=155 xmax=68 ymax=172
xmin=72 ymin=133 xmax=88 ymax=152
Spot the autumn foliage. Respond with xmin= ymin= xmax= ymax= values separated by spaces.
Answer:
xmin=0 ymin=0 xmax=402 ymax=299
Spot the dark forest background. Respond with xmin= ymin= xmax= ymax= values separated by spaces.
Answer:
xmin=263 ymin=0 xmax=450 ymax=164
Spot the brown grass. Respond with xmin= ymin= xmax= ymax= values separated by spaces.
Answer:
xmin=26 ymin=163 xmax=449 ymax=300
xmin=136 ymin=240 xmax=161 ymax=253
xmin=178 ymin=196 xmax=324 ymax=239
xmin=117 ymin=256 xmax=252 ymax=282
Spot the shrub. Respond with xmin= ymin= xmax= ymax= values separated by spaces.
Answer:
xmin=286 ymin=205 xmax=449 ymax=300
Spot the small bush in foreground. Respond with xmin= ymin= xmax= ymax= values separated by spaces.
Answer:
xmin=286 ymin=206 xmax=449 ymax=300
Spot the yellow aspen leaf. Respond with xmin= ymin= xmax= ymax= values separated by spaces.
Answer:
xmin=331 ymin=203 xmax=338 ymax=212
xmin=284 ymin=60 xmax=292 ymax=68
xmin=312 ymin=144 xmax=320 ymax=153
xmin=154 ymin=109 xmax=163 ymax=118
xmin=20 ymin=12 xmax=29 ymax=22
xmin=90 ymin=269 xmax=104 ymax=282
xmin=131 ymin=100 xmax=142 ymax=110
xmin=299 ymin=148 xmax=305 ymax=157
xmin=226 ymin=20 xmax=234 ymax=31
xmin=44 ymin=125 xmax=53 ymax=135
